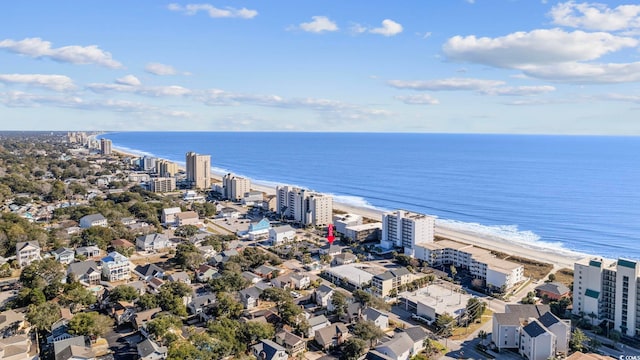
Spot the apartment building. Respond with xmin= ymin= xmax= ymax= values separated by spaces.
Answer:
xmin=333 ymin=214 xmax=362 ymax=234
xmin=414 ymin=239 xmax=524 ymax=290
xmin=185 ymin=152 xmax=211 ymax=189
xmin=276 ymin=186 xmax=333 ymax=226
xmin=222 ymin=173 xmax=251 ymax=201
xmin=102 ymin=251 xmax=132 ymax=282
xmin=573 ymin=257 xmax=640 ymax=337
xmin=156 ymin=160 xmax=178 ymax=178
xmin=371 ymin=267 xmax=412 ymax=298
xmin=381 ymin=210 xmax=436 ymax=256
xmin=150 ymin=177 xmax=176 ymax=193
xmin=100 ymin=138 xmax=112 ymax=155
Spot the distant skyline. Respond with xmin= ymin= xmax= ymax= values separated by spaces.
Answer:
xmin=2 ymin=1 xmax=640 ymax=134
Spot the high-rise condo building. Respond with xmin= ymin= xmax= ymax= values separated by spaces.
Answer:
xmin=186 ymin=152 xmax=211 ymax=189
xmin=275 ymin=186 xmax=333 ymax=226
xmin=573 ymin=257 xmax=640 ymax=337
xmin=157 ymin=160 xmax=179 ymax=178
xmin=100 ymin=138 xmax=112 ymax=155
xmin=222 ymin=173 xmax=251 ymax=201
xmin=150 ymin=177 xmax=176 ymax=193
xmin=381 ymin=210 xmax=436 ymax=256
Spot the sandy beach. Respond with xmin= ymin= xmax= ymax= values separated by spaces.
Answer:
xmin=114 ymin=147 xmax=585 ymax=270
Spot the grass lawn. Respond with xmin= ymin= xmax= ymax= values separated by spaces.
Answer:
xmin=450 ymin=308 xmax=493 ymax=341
xmin=553 ymin=268 xmax=574 ymax=287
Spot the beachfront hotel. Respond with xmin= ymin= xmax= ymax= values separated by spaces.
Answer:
xmin=156 ymin=159 xmax=178 ymax=178
xmin=100 ymin=138 xmax=112 ymax=155
xmin=573 ymin=257 xmax=640 ymax=337
xmin=222 ymin=173 xmax=251 ymax=202
xmin=276 ymin=186 xmax=333 ymax=226
xmin=380 ymin=210 xmax=436 ymax=255
xmin=185 ymin=152 xmax=211 ymax=190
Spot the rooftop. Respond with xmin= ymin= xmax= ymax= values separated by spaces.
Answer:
xmin=399 ymin=283 xmax=474 ymax=318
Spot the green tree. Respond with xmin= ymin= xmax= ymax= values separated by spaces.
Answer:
xmin=331 ymin=291 xmax=348 ymax=316
xmin=239 ymin=321 xmax=275 ymax=346
xmin=26 ymin=302 xmax=61 ymax=333
xmin=548 ymin=273 xmax=556 ymax=282
xmin=158 ymin=282 xmax=193 ymax=316
xmin=138 ymin=293 xmax=159 ymax=310
xmin=209 ymin=271 xmax=249 ymax=293
xmin=175 ymin=243 xmax=205 ymax=270
xmin=109 ymin=285 xmax=139 ymax=302
xmin=68 ymin=312 xmax=114 ymax=338
xmin=569 ymin=328 xmax=587 ymax=352
xmin=207 ymin=318 xmax=244 ymax=357
xmin=465 ymin=298 xmax=486 ymax=323
xmin=450 ymin=265 xmax=457 ymax=279
xmin=168 ymin=340 xmax=202 ymax=360
xmin=60 ymin=282 xmax=97 ymax=311
xmin=147 ymin=314 xmax=183 ymax=345
xmin=340 ymin=338 xmax=367 ymax=360
xmin=174 ymin=225 xmax=199 ymax=238
xmin=19 ymin=258 xmax=64 ymax=290
xmin=213 ymin=292 xmax=243 ymax=319
xmin=352 ymin=320 xmax=385 ymax=346
xmin=435 ymin=313 xmax=455 ymax=337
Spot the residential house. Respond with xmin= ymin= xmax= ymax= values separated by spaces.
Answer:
xmin=68 ymin=261 xmax=101 ymax=285
xmin=161 ymin=207 xmax=181 ymax=225
xmin=0 ymin=334 xmax=33 ymax=360
xmin=16 ymin=241 xmax=41 ymax=267
xmin=275 ymin=330 xmax=306 ymax=357
xmin=314 ymin=322 xmax=349 ymax=350
xmin=53 ymin=247 xmax=75 ymax=265
xmin=111 ymin=239 xmax=135 ymax=250
xmin=127 ymin=281 xmax=147 ymax=297
xmin=362 ymin=307 xmax=389 ymax=330
xmin=175 ymin=211 xmax=199 ymax=227
xmin=54 ymin=336 xmax=96 ymax=360
xmin=251 ymin=339 xmax=287 ymax=360
xmin=491 ymin=304 xmax=570 ymax=358
xmin=136 ymin=233 xmax=170 ymax=252
xmin=197 ymin=245 xmax=216 ymax=259
xmin=79 ymin=214 xmax=107 ymax=228
xmin=254 ymin=265 xmax=280 ymax=279
xmin=110 ymin=301 xmax=136 ymax=325
xmin=134 ymin=264 xmax=164 ymax=282
xmin=239 ymin=286 xmax=262 ymax=310
xmin=195 ymin=265 xmax=217 ymax=282
xmin=168 ymin=272 xmax=191 ymax=284
xmin=0 ymin=309 xmax=26 ymax=335
xmin=243 ymin=272 xmax=263 ymax=284
xmin=368 ymin=327 xmax=427 ymax=360
xmin=291 ymin=273 xmax=311 ymax=290
xmin=188 ymin=294 xmax=217 ymax=315
xmin=137 ymin=339 xmax=168 ymax=360
xmin=248 ymin=218 xmax=271 ymax=240
xmin=76 ymin=246 xmax=101 ymax=258
xmin=149 ymin=278 xmax=165 ymax=293
xmin=332 ymin=253 xmax=357 ymax=266
xmin=308 ymin=315 xmax=331 ymax=338
xmin=133 ymin=307 xmax=162 ymax=336
xmin=319 ymin=244 xmax=342 ymax=256
xmin=268 ymin=225 xmax=296 ymax=246
xmin=314 ymin=285 xmax=335 ymax=308
xmin=101 ymin=252 xmax=132 ymax=282
xmin=535 ymin=282 xmax=571 ymax=301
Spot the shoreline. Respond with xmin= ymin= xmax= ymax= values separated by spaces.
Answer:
xmin=112 ymin=147 xmax=592 ymax=270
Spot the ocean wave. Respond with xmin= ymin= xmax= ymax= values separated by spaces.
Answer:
xmin=436 ymin=219 xmax=588 ymax=259
xmin=330 ymin=194 xmax=390 ymax=212
xmin=112 ymin=145 xmax=156 ymax=158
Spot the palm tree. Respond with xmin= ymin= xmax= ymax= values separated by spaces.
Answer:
xmin=478 ymin=330 xmax=488 ymax=346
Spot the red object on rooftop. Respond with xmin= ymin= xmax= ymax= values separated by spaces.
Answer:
xmin=327 ymin=224 xmax=335 ymax=244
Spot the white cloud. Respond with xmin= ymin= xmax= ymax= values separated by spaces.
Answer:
xmin=87 ymin=79 xmax=191 ymax=97
xmin=395 ymin=94 xmax=440 ymax=105
xmin=550 ymin=1 xmax=640 ymax=31
xmin=478 ymin=85 xmax=556 ymax=96
xmin=0 ymin=74 xmax=75 ymax=91
xmin=167 ymin=3 xmax=257 ymax=19
xmin=0 ymin=37 xmax=122 ymax=68
xmin=350 ymin=23 xmax=368 ymax=34
xmin=522 ymin=61 xmax=640 ymax=83
xmin=369 ymin=19 xmax=403 ymax=37
xmin=388 ymin=78 xmax=505 ymax=91
xmin=298 ymin=16 xmax=339 ymax=33
xmin=115 ymin=75 xmax=141 ymax=86
xmin=145 ymin=63 xmax=178 ymax=76
xmin=443 ymin=29 xmax=637 ymax=68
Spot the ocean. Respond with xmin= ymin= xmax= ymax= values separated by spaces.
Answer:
xmin=101 ymin=132 xmax=640 ymax=260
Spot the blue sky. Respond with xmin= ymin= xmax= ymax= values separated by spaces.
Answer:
xmin=1 ymin=1 xmax=640 ymax=134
